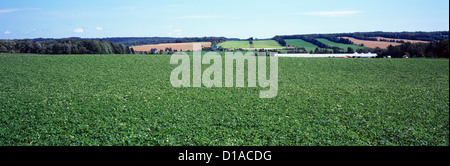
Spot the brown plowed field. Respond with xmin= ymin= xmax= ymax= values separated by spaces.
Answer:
xmin=340 ymin=37 xmax=402 ymax=49
xmin=132 ymin=42 xmax=211 ymax=52
xmin=374 ymin=37 xmax=431 ymax=44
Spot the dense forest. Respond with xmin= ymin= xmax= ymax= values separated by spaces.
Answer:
xmin=87 ymin=37 xmax=227 ymax=46
xmin=31 ymin=37 xmax=227 ymax=46
xmin=339 ymin=31 xmax=449 ymax=41
xmin=0 ymin=39 xmax=134 ymax=54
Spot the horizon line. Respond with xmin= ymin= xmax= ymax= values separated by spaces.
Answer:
xmin=1 ymin=30 xmax=448 ymax=40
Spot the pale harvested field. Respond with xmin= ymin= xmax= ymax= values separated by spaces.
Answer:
xmin=341 ymin=37 xmax=401 ymax=49
xmin=132 ymin=42 xmax=211 ymax=52
xmin=374 ymin=37 xmax=431 ymax=44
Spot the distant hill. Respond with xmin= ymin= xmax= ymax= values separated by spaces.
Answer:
xmin=18 ymin=31 xmax=450 ymax=47
xmin=28 ymin=37 xmax=227 ymax=46
xmin=273 ymin=31 xmax=448 ymax=46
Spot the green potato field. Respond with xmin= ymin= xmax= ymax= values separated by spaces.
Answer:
xmin=0 ymin=54 xmax=448 ymax=146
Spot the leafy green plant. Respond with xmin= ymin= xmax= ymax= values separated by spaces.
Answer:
xmin=0 ymin=54 xmax=448 ymax=146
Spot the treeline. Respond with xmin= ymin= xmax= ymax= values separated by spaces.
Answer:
xmin=274 ymin=34 xmax=353 ymax=51
xmin=279 ymin=31 xmax=449 ymax=44
xmin=374 ymin=39 xmax=449 ymax=58
xmin=86 ymin=37 xmax=227 ymax=46
xmin=273 ymin=36 xmax=286 ymax=46
xmin=378 ymin=38 xmax=406 ymax=43
xmin=0 ymin=39 xmax=134 ymax=54
xmin=341 ymin=31 xmax=449 ymax=41
xmin=274 ymin=31 xmax=449 ymax=48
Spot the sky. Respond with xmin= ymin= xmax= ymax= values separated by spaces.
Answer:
xmin=0 ymin=0 xmax=449 ymax=39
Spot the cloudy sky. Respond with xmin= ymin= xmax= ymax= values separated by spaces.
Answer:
xmin=0 ymin=0 xmax=449 ymax=39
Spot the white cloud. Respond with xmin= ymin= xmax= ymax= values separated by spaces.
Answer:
xmin=0 ymin=9 xmax=20 ymax=13
xmin=0 ymin=8 xmax=41 ymax=14
xmin=73 ymin=28 xmax=84 ymax=33
xmin=4 ymin=30 xmax=11 ymax=34
xmin=300 ymin=10 xmax=361 ymax=17
xmin=96 ymin=26 xmax=103 ymax=30
xmin=167 ymin=28 xmax=182 ymax=36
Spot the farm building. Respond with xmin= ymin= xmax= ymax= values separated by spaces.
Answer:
xmin=286 ymin=46 xmax=296 ymax=50
xmin=150 ymin=48 xmax=159 ymax=54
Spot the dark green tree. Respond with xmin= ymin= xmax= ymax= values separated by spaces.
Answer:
xmin=347 ymin=47 xmax=354 ymax=53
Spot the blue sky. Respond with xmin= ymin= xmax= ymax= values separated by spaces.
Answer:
xmin=0 ymin=0 xmax=449 ymax=39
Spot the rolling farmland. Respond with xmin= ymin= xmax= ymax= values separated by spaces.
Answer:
xmin=285 ymin=39 xmax=322 ymax=52
xmin=316 ymin=38 xmax=367 ymax=50
xmin=217 ymin=40 xmax=284 ymax=49
xmin=132 ymin=42 xmax=211 ymax=52
xmin=374 ymin=37 xmax=431 ymax=44
xmin=340 ymin=37 xmax=431 ymax=49
xmin=1 ymin=54 xmax=448 ymax=146
xmin=217 ymin=41 xmax=252 ymax=49
xmin=341 ymin=37 xmax=402 ymax=49
xmin=252 ymin=40 xmax=284 ymax=49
